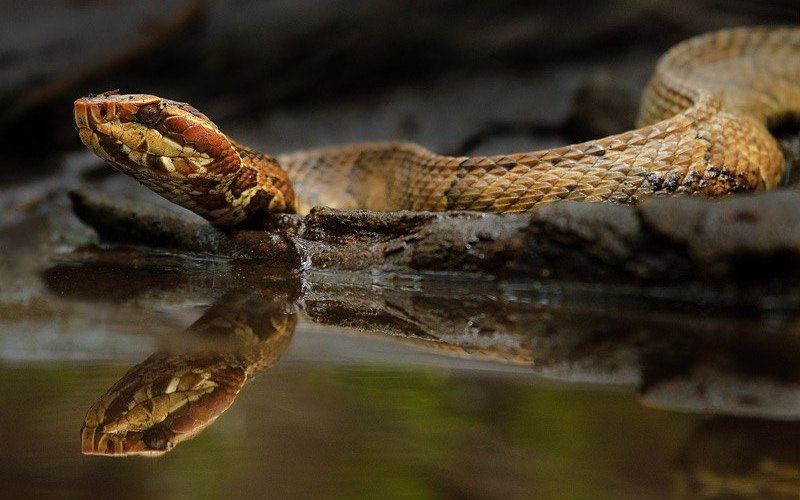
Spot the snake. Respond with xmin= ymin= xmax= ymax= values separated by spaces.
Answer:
xmin=73 ymin=26 xmax=800 ymax=228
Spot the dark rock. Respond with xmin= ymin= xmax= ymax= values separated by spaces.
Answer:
xmin=68 ymin=185 xmax=800 ymax=292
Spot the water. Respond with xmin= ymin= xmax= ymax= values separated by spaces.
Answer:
xmin=1 ymin=251 xmax=799 ymax=499
xmin=0 ymin=364 xmax=699 ymax=500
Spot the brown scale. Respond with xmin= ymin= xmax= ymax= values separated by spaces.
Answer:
xmin=74 ymin=27 xmax=800 ymax=227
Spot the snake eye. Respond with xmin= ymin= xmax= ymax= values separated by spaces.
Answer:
xmin=136 ymin=103 xmax=161 ymax=124
xmin=142 ymin=427 xmax=170 ymax=450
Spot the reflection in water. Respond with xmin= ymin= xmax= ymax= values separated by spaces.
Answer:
xmin=300 ymin=277 xmax=800 ymax=421
xmin=38 ymin=257 xmax=800 ymax=494
xmin=81 ymin=292 xmax=295 ymax=456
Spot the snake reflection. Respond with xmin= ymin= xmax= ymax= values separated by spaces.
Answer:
xmin=79 ymin=276 xmax=800 ymax=458
xmin=81 ymin=293 xmax=295 ymax=456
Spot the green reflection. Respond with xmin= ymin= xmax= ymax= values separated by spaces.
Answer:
xmin=285 ymin=369 xmax=698 ymax=500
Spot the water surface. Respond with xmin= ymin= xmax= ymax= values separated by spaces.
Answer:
xmin=1 ymin=252 xmax=798 ymax=499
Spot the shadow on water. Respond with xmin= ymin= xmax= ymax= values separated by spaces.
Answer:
xmin=20 ymin=250 xmax=800 ymax=498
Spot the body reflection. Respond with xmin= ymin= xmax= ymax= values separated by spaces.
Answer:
xmin=81 ymin=292 xmax=295 ymax=456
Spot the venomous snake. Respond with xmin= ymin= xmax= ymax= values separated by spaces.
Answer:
xmin=75 ymin=27 xmax=800 ymax=457
xmin=74 ymin=27 xmax=800 ymax=227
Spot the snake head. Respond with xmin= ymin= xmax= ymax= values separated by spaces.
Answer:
xmin=80 ymin=353 xmax=247 ymax=457
xmin=80 ymin=292 xmax=296 ymax=457
xmin=74 ymin=91 xmax=295 ymax=226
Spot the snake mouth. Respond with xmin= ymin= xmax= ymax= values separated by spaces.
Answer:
xmin=81 ymin=425 xmax=175 ymax=457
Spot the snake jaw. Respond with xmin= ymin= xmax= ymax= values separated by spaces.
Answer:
xmin=81 ymin=424 xmax=175 ymax=457
xmin=74 ymin=92 xmax=296 ymax=226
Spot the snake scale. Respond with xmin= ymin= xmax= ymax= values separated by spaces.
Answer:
xmin=74 ymin=27 xmax=800 ymax=227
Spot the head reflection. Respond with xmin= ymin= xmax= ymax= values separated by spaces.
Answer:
xmin=81 ymin=293 xmax=296 ymax=457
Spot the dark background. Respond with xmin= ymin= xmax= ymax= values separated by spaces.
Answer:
xmin=1 ymin=0 xmax=796 ymax=164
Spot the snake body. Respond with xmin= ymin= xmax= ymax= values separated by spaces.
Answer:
xmin=74 ymin=27 xmax=800 ymax=227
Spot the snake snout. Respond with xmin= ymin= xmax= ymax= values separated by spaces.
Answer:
xmin=73 ymin=99 xmax=94 ymax=130
xmin=80 ymin=425 xmax=125 ymax=456
xmin=73 ymin=98 xmax=119 ymax=132
xmin=74 ymin=93 xmax=162 ymax=130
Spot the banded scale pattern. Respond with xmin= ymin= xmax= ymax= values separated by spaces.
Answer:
xmin=75 ymin=26 xmax=800 ymax=226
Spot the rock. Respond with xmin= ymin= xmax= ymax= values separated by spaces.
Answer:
xmin=69 ymin=186 xmax=800 ymax=295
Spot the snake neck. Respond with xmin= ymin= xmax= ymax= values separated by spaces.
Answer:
xmin=215 ymin=139 xmax=298 ymax=225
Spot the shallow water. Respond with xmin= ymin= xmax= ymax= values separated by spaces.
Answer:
xmin=0 ymin=363 xmax=699 ymax=500
xmin=2 ymin=250 xmax=799 ymax=499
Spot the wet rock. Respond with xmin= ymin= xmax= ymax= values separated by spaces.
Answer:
xmin=639 ymin=192 xmax=800 ymax=259
xmin=69 ymin=186 xmax=800 ymax=292
xmin=513 ymin=202 xmax=648 ymax=281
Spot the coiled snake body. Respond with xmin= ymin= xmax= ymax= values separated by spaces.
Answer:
xmin=74 ymin=27 xmax=800 ymax=227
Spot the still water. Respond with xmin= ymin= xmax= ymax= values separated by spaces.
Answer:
xmin=1 ymin=251 xmax=798 ymax=499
